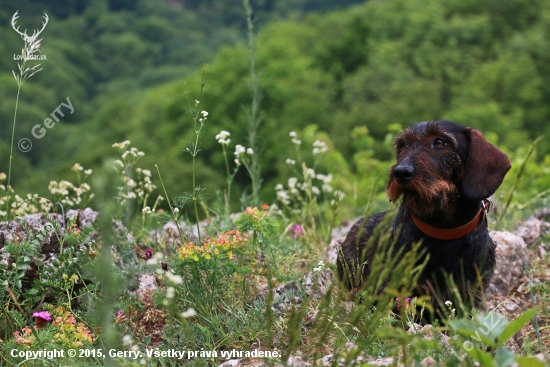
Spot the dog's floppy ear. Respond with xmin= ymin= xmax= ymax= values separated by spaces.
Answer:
xmin=462 ymin=129 xmax=511 ymax=201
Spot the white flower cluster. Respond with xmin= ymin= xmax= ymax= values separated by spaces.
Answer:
xmin=164 ymin=270 xmax=183 ymax=285
xmin=121 ymin=147 xmax=145 ymax=160
xmin=112 ymin=140 xmax=130 ymax=150
xmin=112 ymin=141 xmax=145 ymax=169
xmin=312 ymin=140 xmax=328 ymax=155
xmin=142 ymin=206 xmax=154 ymax=214
xmin=445 ymin=300 xmax=456 ymax=318
xmin=49 ymin=167 xmax=93 ymax=209
xmin=289 ymin=131 xmax=301 ymax=145
xmin=199 ymin=110 xmax=209 ymax=123
xmin=112 ymin=142 xmax=158 ymax=204
xmin=0 ymin=173 xmax=50 ymax=218
xmin=313 ymin=260 xmax=326 ymax=272
xmin=166 ymin=286 xmax=175 ymax=299
xmin=147 ymin=251 xmax=163 ymax=265
xmin=71 ymin=163 xmax=92 ymax=175
xmin=9 ymin=194 xmax=51 ymax=216
xmin=275 ymin=167 xmax=342 ymax=206
xmin=121 ymin=334 xmax=140 ymax=355
xmin=216 ymin=130 xmax=231 ymax=145
xmin=234 ymin=144 xmax=253 ymax=166
xmin=181 ymin=308 xmax=197 ymax=318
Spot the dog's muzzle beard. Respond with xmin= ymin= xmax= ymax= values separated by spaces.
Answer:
xmin=386 ymin=173 xmax=458 ymax=217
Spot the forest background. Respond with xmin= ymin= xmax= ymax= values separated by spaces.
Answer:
xmin=1 ymin=0 xmax=549 ymax=219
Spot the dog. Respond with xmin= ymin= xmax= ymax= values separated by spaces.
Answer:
xmin=337 ymin=120 xmax=511 ymax=317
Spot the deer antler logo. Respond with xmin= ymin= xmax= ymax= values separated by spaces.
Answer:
xmin=11 ymin=11 xmax=49 ymax=49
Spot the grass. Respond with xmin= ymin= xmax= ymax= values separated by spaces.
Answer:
xmin=1 ymin=125 xmax=548 ymax=366
xmin=1 ymin=8 xmax=549 ymax=366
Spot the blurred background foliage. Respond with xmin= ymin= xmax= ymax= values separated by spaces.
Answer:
xmin=0 ymin=0 xmax=549 ymax=219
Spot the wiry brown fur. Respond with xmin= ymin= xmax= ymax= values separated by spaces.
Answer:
xmin=386 ymin=123 xmax=466 ymax=217
xmin=337 ymin=120 xmax=511 ymax=317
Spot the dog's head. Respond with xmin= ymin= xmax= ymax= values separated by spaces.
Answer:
xmin=386 ymin=120 xmax=511 ymax=216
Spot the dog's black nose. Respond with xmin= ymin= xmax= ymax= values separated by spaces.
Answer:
xmin=393 ymin=164 xmax=414 ymax=185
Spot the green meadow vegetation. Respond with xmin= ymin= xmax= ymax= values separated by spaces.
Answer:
xmin=0 ymin=0 xmax=549 ymax=365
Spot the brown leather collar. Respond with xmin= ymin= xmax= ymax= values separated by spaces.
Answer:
xmin=410 ymin=200 xmax=490 ymax=240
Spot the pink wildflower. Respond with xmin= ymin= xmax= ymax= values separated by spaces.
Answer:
xmin=142 ymin=248 xmax=153 ymax=260
xmin=32 ymin=311 xmax=52 ymax=329
xmin=395 ymin=297 xmax=411 ymax=311
xmin=289 ymin=224 xmax=304 ymax=238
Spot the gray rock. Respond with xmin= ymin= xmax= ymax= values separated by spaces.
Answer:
xmin=137 ymin=274 xmax=159 ymax=301
xmin=487 ymin=231 xmax=529 ymax=298
xmin=514 ymin=218 xmax=544 ymax=246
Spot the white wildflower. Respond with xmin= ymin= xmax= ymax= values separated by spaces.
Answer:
xmin=216 ymin=130 xmax=230 ymax=139
xmin=166 ymin=287 xmax=175 ymax=299
xmin=181 ymin=308 xmax=197 ymax=318
xmin=122 ymin=335 xmax=133 ymax=346
xmin=247 ymin=148 xmax=253 ymax=155
xmin=312 ymin=140 xmax=328 ymax=155
xmin=165 ymin=271 xmax=183 ymax=285
xmin=276 ymin=190 xmax=291 ymax=205
xmin=288 ymin=177 xmax=298 ymax=188
xmin=71 ymin=163 xmax=83 ymax=171
xmin=234 ymin=145 xmax=246 ymax=156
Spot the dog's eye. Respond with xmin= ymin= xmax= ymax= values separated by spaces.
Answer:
xmin=433 ymin=138 xmax=447 ymax=147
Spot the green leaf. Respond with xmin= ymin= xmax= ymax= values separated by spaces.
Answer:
xmin=498 ymin=308 xmax=538 ymax=346
xmin=495 ymin=347 xmax=516 ymax=367
xmin=515 ymin=356 xmax=547 ymax=367
xmin=465 ymin=348 xmax=496 ymax=367
xmin=477 ymin=312 xmax=509 ymax=340
xmin=449 ymin=318 xmax=497 ymax=347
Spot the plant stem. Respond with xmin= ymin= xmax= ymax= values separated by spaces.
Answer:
xmin=184 ymin=69 xmax=206 ymax=243
xmin=222 ymin=145 xmax=232 ymax=214
xmin=192 ymin=128 xmax=200 ymax=243
xmin=155 ymin=164 xmax=185 ymax=241
xmin=497 ymin=136 xmax=543 ymax=230
xmin=243 ymin=0 xmax=263 ymax=206
xmin=6 ymin=85 xmax=21 ymax=220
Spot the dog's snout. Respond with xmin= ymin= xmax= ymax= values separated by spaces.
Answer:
xmin=393 ymin=164 xmax=415 ymax=185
